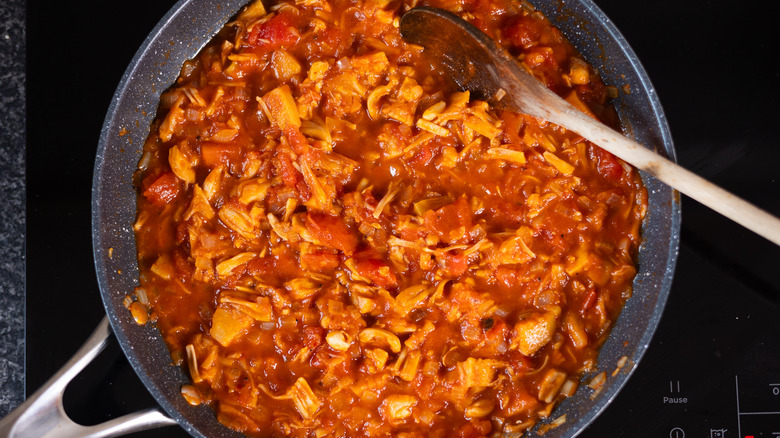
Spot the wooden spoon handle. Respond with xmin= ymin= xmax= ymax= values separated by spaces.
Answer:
xmin=557 ymin=106 xmax=780 ymax=246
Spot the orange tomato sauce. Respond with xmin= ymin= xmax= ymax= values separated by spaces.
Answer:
xmin=131 ymin=0 xmax=647 ymax=436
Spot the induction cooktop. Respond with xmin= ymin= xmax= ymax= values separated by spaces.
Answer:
xmin=26 ymin=0 xmax=780 ymax=437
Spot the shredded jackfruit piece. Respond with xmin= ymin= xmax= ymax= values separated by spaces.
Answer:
xmin=169 ymin=143 xmax=197 ymax=184
xmin=289 ymin=378 xmax=321 ymax=420
xmin=237 ymin=0 xmax=268 ymax=24
xmin=373 ymin=187 xmax=399 ymax=219
xmin=159 ymin=95 xmax=185 ymax=142
xmin=564 ymin=312 xmax=588 ymax=349
xmin=560 ymin=378 xmax=579 ymax=397
xmin=219 ymin=291 xmax=274 ymax=322
xmin=210 ymin=305 xmax=254 ymax=347
xmin=485 ymin=147 xmax=526 ymax=165
xmin=300 ymin=119 xmax=333 ymax=145
xmin=538 ymin=368 xmax=567 ymax=403
xmin=205 ymin=87 xmax=225 ymax=117
xmin=412 ymin=197 xmax=450 ymax=217
xmin=182 ymin=87 xmax=207 ymax=107
xmin=404 ymin=320 xmax=435 ymax=350
xmin=151 ymin=254 xmax=175 ymax=280
xmin=271 ymin=50 xmax=302 ymax=81
xmin=400 ymin=132 xmax=434 ymax=158
xmin=201 ymin=165 xmax=225 ymax=202
xmin=364 ymin=348 xmax=389 ymax=372
xmin=380 ymin=395 xmax=417 ymax=421
xmin=262 ymin=85 xmax=301 ymax=130
xmin=416 ymin=118 xmax=450 ymax=137
xmin=510 ymin=311 xmax=557 ymax=356
xmin=238 ymin=178 xmax=271 ymax=205
xmin=267 ymin=213 xmax=293 ymax=241
xmin=366 ymin=79 xmax=397 ymax=120
xmin=308 ymin=60 xmax=329 ymax=81
xmin=497 ymin=227 xmax=536 ymax=265
xmin=184 ymin=185 xmax=216 ymax=221
xmin=218 ymin=204 xmax=257 ymax=240
xmin=422 ymin=101 xmax=446 ymax=120
xmin=300 ymin=158 xmax=333 ymax=212
xmin=464 ymin=115 xmax=502 ymax=141
xmin=260 ymin=377 xmax=322 ymax=420
xmin=216 ymin=252 xmax=257 ymax=277
xmin=398 ymin=349 xmax=422 ymax=381
xmin=393 ymin=284 xmax=434 ymax=316
xmin=436 ymin=91 xmax=470 ymax=121
xmin=569 ymin=58 xmax=590 ymax=85
xmin=397 ymin=77 xmax=423 ymax=101
xmin=382 ymin=102 xmax=416 ymax=126
xmin=211 ymin=128 xmax=240 ymax=143
xmin=543 ymin=151 xmax=575 ymax=175
xmin=465 ymin=399 xmax=495 ymax=419
xmin=457 ymin=357 xmax=504 ymax=389
xmin=387 ymin=236 xmax=427 ymax=251
xmin=351 ymin=51 xmax=390 ymax=86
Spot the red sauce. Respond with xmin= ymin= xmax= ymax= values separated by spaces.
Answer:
xmin=131 ymin=0 xmax=647 ymax=436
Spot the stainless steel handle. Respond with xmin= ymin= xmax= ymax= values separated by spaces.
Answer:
xmin=0 ymin=317 xmax=178 ymax=437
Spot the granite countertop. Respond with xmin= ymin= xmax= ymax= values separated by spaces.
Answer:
xmin=0 ymin=0 xmax=26 ymax=417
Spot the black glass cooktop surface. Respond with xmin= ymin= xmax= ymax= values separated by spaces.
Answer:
xmin=26 ymin=0 xmax=780 ymax=437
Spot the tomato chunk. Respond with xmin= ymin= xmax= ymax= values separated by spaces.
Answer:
xmin=593 ymin=147 xmax=625 ymax=182
xmin=438 ymin=250 xmax=469 ymax=278
xmin=301 ymin=250 xmax=340 ymax=273
xmin=303 ymin=325 xmax=325 ymax=349
xmin=424 ymin=197 xmax=473 ymax=245
xmin=274 ymin=151 xmax=301 ymax=188
xmin=143 ymin=172 xmax=182 ymax=206
xmin=305 ymin=212 xmax=359 ymax=255
xmin=354 ymin=254 xmax=397 ymax=288
xmin=504 ymin=16 xmax=541 ymax=49
xmin=246 ymin=13 xmax=300 ymax=49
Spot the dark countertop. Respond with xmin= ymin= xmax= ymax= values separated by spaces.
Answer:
xmin=0 ymin=0 xmax=26 ymax=417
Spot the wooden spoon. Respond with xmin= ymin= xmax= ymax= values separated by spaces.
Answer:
xmin=400 ymin=6 xmax=780 ymax=246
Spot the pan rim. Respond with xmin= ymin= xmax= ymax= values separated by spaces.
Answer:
xmin=91 ymin=0 xmax=681 ymax=436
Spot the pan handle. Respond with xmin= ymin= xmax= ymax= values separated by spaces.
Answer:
xmin=0 ymin=317 xmax=178 ymax=438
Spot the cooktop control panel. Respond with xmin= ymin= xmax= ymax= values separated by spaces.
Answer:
xmin=581 ymin=242 xmax=780 ymax=437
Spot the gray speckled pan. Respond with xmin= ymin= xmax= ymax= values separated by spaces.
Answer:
xmin=88 ymin=0 xmax=681 ymax=436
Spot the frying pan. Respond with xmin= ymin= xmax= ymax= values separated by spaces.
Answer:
xmin=2 ymin=0 xmax=680 ymax=436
